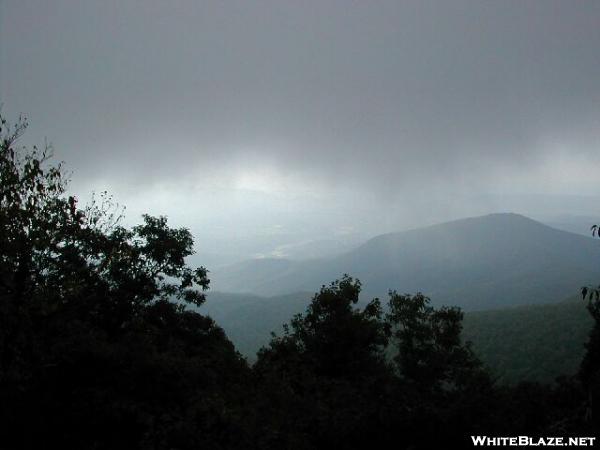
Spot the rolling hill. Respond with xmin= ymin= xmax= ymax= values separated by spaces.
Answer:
xmin=462 ymin=297 xmax=593 ymax=383
xmin=211 ymin=213 xmax=600 ymax=310
xmin=199 ymin=293 xmax=594 ymax=383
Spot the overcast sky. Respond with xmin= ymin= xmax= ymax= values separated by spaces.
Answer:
xmin=2 ymin=1 xmax=600 ymax=265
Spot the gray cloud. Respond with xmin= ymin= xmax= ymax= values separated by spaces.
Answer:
xmin=2 ymin=0 xmax=600 ymax=262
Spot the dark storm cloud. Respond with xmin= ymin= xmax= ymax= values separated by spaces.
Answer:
xmin=1 ymin=0 xmax=599 ymax=193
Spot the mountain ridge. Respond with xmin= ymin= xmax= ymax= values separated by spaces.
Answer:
xmin=211 ymin=213 xmax=600 ymax=310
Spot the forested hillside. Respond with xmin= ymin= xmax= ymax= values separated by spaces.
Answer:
xmin=463 ymin=298 xmax=593 ymax=383
xmin=203 ymin=292 xmax=595 ymax=383
xmin=2 ymin=113 xmax=600 ymax=448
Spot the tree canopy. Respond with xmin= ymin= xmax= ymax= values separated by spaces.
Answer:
xmin=0 ymin=113 xmax=253 ymax=448
xmin=0 ymin=111 xmax=598 ymax=448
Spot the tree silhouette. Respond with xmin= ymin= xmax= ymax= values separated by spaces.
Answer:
xmin=0 ymin=113 xmax=254 ymax=449
xmin=254 ymin=279 xmax=501 ymax=449
xmin=579 ymin=224 xmax=600 ymax=429
xmin=386 ymin=292 xmax=489 ymax=393
xmin=2 ymin=110 xmax=596 ymax=448
xmin=254 ymin=276 xmax=397 ymax=449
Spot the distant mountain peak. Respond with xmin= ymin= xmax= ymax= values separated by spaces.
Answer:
xmin=212 ymin=212 xmax=600 ymax=310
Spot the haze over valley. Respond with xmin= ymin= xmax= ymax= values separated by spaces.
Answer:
xmin=210 ymin=213 xmax=600 ymax=306
xmin=2 ymin=1 xmax=600 ymax=446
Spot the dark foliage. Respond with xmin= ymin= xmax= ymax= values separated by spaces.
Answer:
xmin=254 ymin=277 xmax=396 ymax=450
xmin=579 ymin=223 xmax=600 ymax=431
xmin=1 ymin=112 xmax=598 ymax=448
xmin=462 ymin=299 xmax=591 ymax=383
xmin=0 ymin=114 xmax=254 ymax=449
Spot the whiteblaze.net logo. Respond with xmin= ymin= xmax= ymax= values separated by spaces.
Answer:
xmin=471 ymin=436 xmax=596 ymax=447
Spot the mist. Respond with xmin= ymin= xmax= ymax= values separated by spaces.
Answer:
xmin=4 ymin=2 xmax=600 ymax=446
xmin=2 ymin=0 xmax=600 ymax=267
